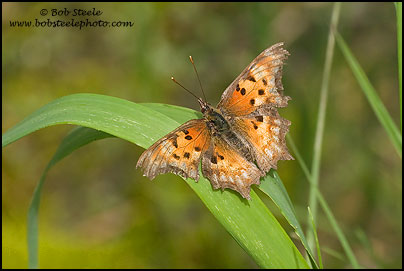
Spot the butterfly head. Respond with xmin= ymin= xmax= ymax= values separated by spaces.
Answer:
xmin=198 ymin=98 xmax=212 ymax=114
xmin=198 ymin=97 xmax=230 ymax=134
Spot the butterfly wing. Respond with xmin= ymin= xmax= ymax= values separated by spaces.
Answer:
xmin=137 ymin=119 xmax=210 ymax=181
xmin=217 ymin=42 xmax=290 ymax=116
xmin=218 ymin=42 xmax=293 ymax=174
xmin=201 ymin=136 xmax=264 ymax=200
xmin=232 ymin=108 xmax=294 ymax=172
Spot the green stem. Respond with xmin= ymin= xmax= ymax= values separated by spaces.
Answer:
xmin=287 ymin=135 xmax=361 ymax=268
xmin=307 ymin=1 xmax=341 ymax=249
xmin=394 ymin=2 xmax=402 ymax=133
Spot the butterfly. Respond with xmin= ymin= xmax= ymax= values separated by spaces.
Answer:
xmin=136 ymin=42 xmax=293 ymax=200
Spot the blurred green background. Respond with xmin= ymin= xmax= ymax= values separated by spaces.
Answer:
xmin=2 ymin=2 xmax=402 ymax=269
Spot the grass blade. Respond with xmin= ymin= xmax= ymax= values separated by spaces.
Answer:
xmin=287 ymin=135 xmax=361 ymax=268
xmin=308 ymin=207 xmax=323 ymax=269
xmin=314 ymin=190 xmax=360 ymax=268
xmin=2 ymin=94 xmax=175 ymax=149
xmin=27 ymin=127 xmax=112 ymax=268
xmin=3 ymin=93 xmax=309 ymax=268
xmin=335 ymin=32 xmax=402 ymax=158
xmin=308 ymin=2 xmax=341 ymax=250
xmin=259 ymin=171 xmax=319 ymax=268
xmin=141 ymin=102 xmax=202 ymax=123
xmin=395 ymin=2 xmax=402 ymax=132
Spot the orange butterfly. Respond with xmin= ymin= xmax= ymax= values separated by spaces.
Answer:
xmin=137 ymin=42 xmax=293 ymax=199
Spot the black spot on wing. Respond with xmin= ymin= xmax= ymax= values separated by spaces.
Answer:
xmin=211 ymin=156 xmax=217 ymax=164
xmin=251 ymin=121 xmax=258 ymax=130
xmin=172 ymin=138 xmax=178 ymax=148
xmin=247 ymin=75 xmax=256 ymax=82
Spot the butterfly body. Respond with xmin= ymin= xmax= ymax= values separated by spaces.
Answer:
xmin=202 ymin=101 xmax=255 ymax=164
xmin=203 ymin=103 xmax=230 ymax=135
xmin=137 ymin=43 xmax=293 ymax=199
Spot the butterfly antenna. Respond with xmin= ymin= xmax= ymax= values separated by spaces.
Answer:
xmin=189 ymin=56 xmax=207 ymax=102
xmin=171 ymin=77 xmax=200 ymax=101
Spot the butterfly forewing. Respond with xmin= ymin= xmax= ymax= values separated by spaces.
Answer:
xmin=217 ymin=42 xmax=290 ymax=116
xmin=216 ymin=42 xmax=294 ymax=175
xmin=232 ymin=108 xmax=294 ymax=172
xmin=137 ymin=119 xmax=210 ymax=181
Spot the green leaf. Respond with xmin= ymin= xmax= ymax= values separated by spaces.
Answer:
xmin=287 ymin=134 xmax=361 ymax=269
xmin=395 ymin=2 xmax=402 ymax=132
xmin=259 ymin=171 xmax=318 ymax=268
xmin=2 ymin=94 xmax=175 ymax=149
xmin=335 ymin=32 xmax=402 ymax=158
xmin=2 ymin=93 xmax=309 ymax=268
xmin=307 ymin=2 xmax=341 ymax=252
xmin=141 ymin=102 xmax=202 ymax=123
xmin=308 ymin=207 xmax=323 ymax=269
xmin=27 ymin=127 xmax=113 ymax=268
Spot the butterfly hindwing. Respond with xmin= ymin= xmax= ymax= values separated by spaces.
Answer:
xmin=137 ymin=119 xmax=210 ymax=181
xmin=201 ymin=136 xmax=264 ymax=199
xmin=218 ymin=42 xmax=290 ymax=116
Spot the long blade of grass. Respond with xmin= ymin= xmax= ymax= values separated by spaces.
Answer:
xmin=314 ymin=189 xmax=360 ymax=268
xmin=395 ymin=2 xmax=402 ymax=133
xmin=308 ymin=2 xmax=341 ymax=250
xmin=335 ymin=32 xmax=402 ymax=158
xmin=321 ymin=247 xmax=346 ymax=262
xmin=27 ymin=127 xmax=113 ymax=268
xmin=141 ymin=102 xmax=202 ymax=123
xmin=26 ymin=103 xmax=198 ymax=268
xmin=287 ymin=135 xmax=361 ymax=268
xmin=3 ymin=93 xmax=309 ymax=268
xmin=308 ymin=207 xmax=323 ymax=269
xmin=259 ymin=171 xmax=318 ymax=268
